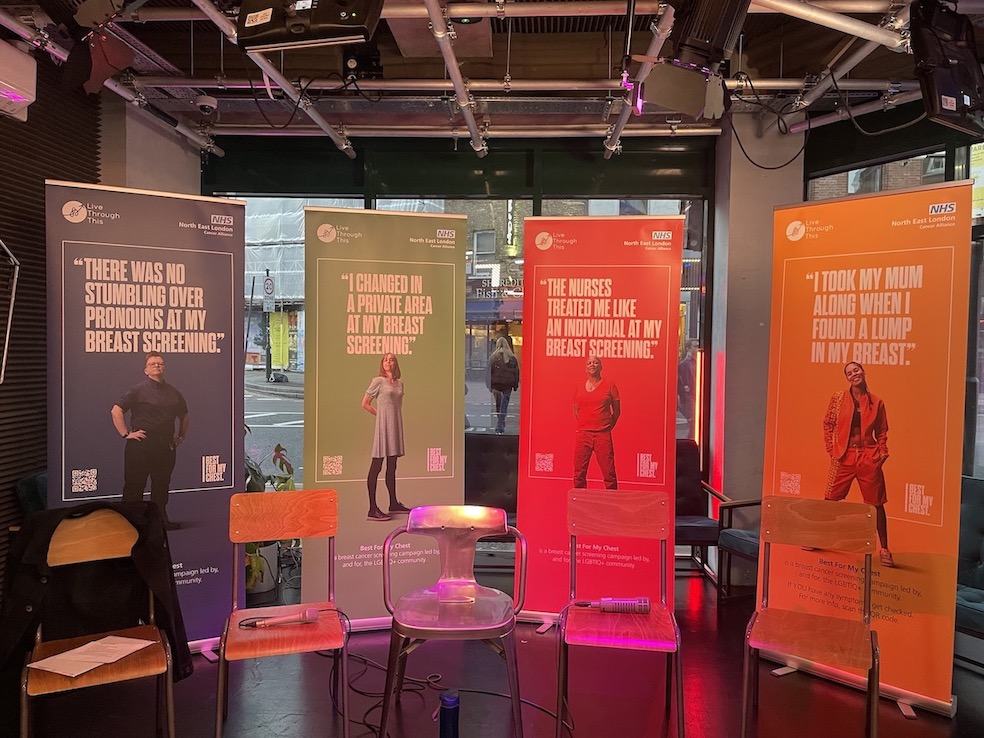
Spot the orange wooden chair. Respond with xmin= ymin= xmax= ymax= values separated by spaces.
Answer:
xmin=19 ymin=508 xmax=176 ymax=738
xmin=740 ymin=496 xmax=880 ymax=738
xmin=216 ymin=490 xmax=350 ymax=738
xmin=556 ymin=488 xmax=684 ymax=737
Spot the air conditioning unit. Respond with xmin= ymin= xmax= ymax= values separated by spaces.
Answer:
xmin=0 ymin=40 xmax=36 ymax=122
xmin=237 ymin=0 xmax=383 ymax=52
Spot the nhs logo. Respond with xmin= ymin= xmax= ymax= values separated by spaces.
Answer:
xmin=437 ymin=229 xmax=456 ymax=238
xmin=651 ymin=230 xmax=673 ymax=240
xmin=211 ymin=214 xmax=235 ymax=225
xmin=929 ymin=202 xmax=956 ymax=214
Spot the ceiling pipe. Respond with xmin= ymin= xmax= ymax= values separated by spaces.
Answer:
xmin=0 ymin=8 xmax=222 ymax=155
xmin=786 ymin=89 xmax=924 ymax=132
xmin=133 ymin=74 xmax=920 ymax=94
xmin=761 ymin=3 xmax=910 ymax=134
xmin=213 ymin=123 xmax=721 ymax=138
xmin=604 ymin=6 xmax=675 ymax=159
xmin=729 ymin=78 xmax=918 ymax=91
xmin=115 ymin=1 xmax=976 ymax=23
xmin=189 ymin=0 xmax=355 ymax=159
xmin=422 ymin=0 xmax=488 ymax=156
xmin=797 ymin=3 xmax=910 ymax=109
xmin=751 ymin=0 xmax=905 ymax=48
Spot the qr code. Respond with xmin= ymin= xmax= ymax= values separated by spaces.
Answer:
xmin=779 ymin=471 xmax=801 ymax=495
xmin=322 ymin=455 xmax=342 ymax=476
xmin=72 ymin=468 xmax=97 ymax=493
xmin=534 ymin=453 xmax=554 ymax=473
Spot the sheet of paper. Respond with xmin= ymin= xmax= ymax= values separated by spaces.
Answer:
xmin=26 ymin=654 xmax=103 ymax=678
xmin=71 ymin=635 xmax=154 ymax=661
xmin=27 ymin=635 xmax=155 ymax=678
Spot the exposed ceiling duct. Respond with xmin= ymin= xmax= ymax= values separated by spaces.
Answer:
xmin=0 ymin=0 xmax=949 ymax=153
xmin=0 ymin=7 xmax=222 ymax=154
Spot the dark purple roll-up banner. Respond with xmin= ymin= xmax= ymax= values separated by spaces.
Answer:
xmin=46 ymin=181 xmax=244 ymax=643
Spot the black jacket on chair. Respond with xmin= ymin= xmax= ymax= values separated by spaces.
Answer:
xmin=0 ymin=501 xmax=193 ymax=736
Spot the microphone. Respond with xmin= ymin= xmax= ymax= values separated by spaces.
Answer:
xmin=249 ymin=607 xmax=320 ymax=628
xmin=575 ymin=597 xmax=651 ymax=614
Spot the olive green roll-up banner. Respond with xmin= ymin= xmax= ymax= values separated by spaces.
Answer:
xmin=302 ymin=208 xmax=466 ymax=622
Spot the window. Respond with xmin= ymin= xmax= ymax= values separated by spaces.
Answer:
xmin=808 ymin=152 xmax=946 ymax=201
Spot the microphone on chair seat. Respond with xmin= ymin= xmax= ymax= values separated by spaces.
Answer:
xmin=574 ymin=597 xmax=651 ymax=614
xmin=249 ymin=607 xmax=320 ymax=628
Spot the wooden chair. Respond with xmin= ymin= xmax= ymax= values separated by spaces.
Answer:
xmin=379 ymin=505 xmax=527 ymax=738
xmin=556 ymin=488 xmax=684 ymax=737
xmin=741 ymin=496 xmax=880 ymax=738
xmin=216 ymin=490 xmax=350 ymax=738
xmin=19 ymin=508 xmax=175 ymax=738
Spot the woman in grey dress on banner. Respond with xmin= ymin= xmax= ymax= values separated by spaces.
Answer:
xmin=361 ymin=353 xmax=410 ymax=521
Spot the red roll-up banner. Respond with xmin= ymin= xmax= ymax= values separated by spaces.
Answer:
xmin=518 ymin=216 xmax=684 ymax=615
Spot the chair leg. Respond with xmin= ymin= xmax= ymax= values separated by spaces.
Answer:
xmin=555 ymin=634 xmax=568 ymax=738
xmin=214 ymin=654 xmax=228 ymax=738
xmin=379 ymin=629 xmax=406 ymax=736
xmin=394 ymin=646 xmax=411 ymax=701
xmin=340 ymin=639 xmax=352 ymax=738
xmin=868 ymin=631 xmax=880 ymax=738
xmin=502 ymin=629 xmax=524 ymax=738
xmin=674 ymin=648 xmax=685 ymax=738
xmin=164 ymin=663 xmax=176 ymax=738
xmin=740 ymin=642 xmax=754 ymax=738
xmin=665 ymin=651 xmax=673 ymax=717
xmin=751 ymin=648 xmax=759 ymax=708
xmin=719 ymin=549 xmax=732 ymax=602
xmin=19 ymin=665 xmax=30 ymax=738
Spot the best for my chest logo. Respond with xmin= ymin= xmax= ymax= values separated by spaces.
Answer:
xmin=202 ymin=454 xmax=227 ymax=483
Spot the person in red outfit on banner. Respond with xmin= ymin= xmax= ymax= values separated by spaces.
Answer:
xmin=822 ymin=361 xmax=894 ymax=567
xmin=572 ymin=355 xmax=621 ymax=489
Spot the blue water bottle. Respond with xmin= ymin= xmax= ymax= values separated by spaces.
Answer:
xmin=439 ymin=689 xmax=460 ymax=738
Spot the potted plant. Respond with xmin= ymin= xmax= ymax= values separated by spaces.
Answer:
xmin=243 ymin=442 xmax=296 ymax=602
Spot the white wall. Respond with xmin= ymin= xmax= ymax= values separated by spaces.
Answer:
xmin=710 ymin=113 xmax=806 ymax=502
xmin=99 ymin=93 xmax=202 ymax=194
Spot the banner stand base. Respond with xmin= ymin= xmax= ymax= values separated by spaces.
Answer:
xmin=898 ymin=701 xmax=917 ymax=719
xmin=761 ymin=650 xmax=956 ymax=718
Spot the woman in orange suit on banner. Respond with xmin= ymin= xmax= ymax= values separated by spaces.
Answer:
xmin=822 ymin=361 xmax=894 ymax=567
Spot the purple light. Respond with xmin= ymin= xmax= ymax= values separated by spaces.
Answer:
xmin=0 ymin=90 xmax=28 ymax=103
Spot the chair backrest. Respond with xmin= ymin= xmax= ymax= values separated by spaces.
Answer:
xmin=48 ymin=508 xmax=138 ymax=566
xmin=567 ymin=488 xmax=671 ymax=602
xmin=383 ymin=505 xmax=527 ymax=612
xmin=464 ymin=433 xmax=519 ymax=516
xmin=407 ymin=504 xmax=507 ymax=583
xmin=759 ymin=496 xmax=876 ymax=619
xmin=760 ymin=496 xmax=876 ymax=552
xmin=674 ymin=439 xmax=704 ymax=517
xmin=43 ymin=507 xmax=154 ymax=635
xmin=568 ymin=488 xmax=670 ymax=540
xmin=229 ymin=489 xmax=338 ymax=542
xmin=228 ymin=489 xmax=338 ymax=609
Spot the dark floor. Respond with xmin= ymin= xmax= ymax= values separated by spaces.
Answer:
xmin=31 ymin=573 xmax=984 ymax=738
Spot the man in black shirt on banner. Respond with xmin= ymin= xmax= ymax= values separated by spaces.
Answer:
xmin=111 ymin=351 xmax=189 ymax=530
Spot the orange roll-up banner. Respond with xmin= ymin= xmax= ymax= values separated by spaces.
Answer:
xmin=765 ymin=182 xmax=971 ymax=712
xmin=519 ymin=216 xmax=683 ymax=615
